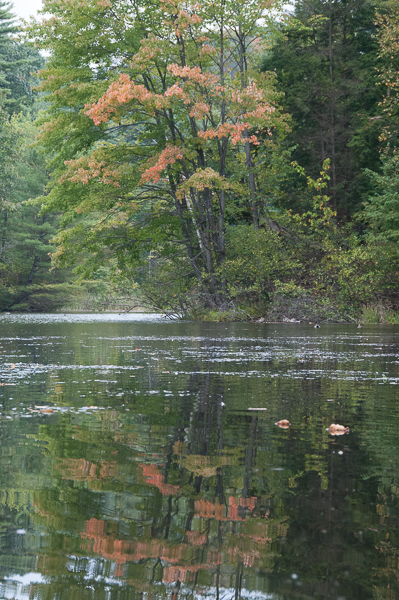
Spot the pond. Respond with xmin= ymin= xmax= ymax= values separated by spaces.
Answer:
xmin=0 ymin=313 xmax=398 ymax=600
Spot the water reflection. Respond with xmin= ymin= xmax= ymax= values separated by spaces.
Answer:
xmin=0 ymin=315 xmax=398 ymax=599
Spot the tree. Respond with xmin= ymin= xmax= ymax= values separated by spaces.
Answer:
xmin=0 ymin=115 xmax=81 ymax=311
xmin=0 ymin=107 xmax=22 ymax=212
xmin=0 ymin=1 xmax=44 ymax=114
xmin=2 ymin=41 xmax=44 ymax=114
xmin=375 ymin=0 xmax=399 ymax=146
xmin=359 ymin=1 xmax=399 ymax=297
xmin=29 ymin=0 xmax=288 ymax=309
xmin=363 ymin=150 xmax=399 ymax=244
xmin=262 ymin=0 xmax=384 ymax=219
xmin=0 ymin=2 xmax=83 ymax=311
xmin=0 ymin=1 xmax=16 ymax=102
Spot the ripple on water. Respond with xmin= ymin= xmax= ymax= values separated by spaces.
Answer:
xmin=0 ymin=317 xmax=399 ymax=599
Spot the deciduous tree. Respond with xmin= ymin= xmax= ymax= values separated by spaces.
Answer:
xmin=30 ymin=0 xmax=287 ymax=308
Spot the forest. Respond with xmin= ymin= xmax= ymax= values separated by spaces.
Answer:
xmin=0 ymin=0 xmax=399 ymax=322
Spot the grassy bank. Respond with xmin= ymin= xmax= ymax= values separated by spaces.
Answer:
xmin=190 ymin=299 xmax=399 ymax=324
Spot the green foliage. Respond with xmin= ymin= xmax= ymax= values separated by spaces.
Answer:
xmin=0 ymin=4 xmax=92 ymax=312
xmin=2 ymin=0 xmax=393 ymax=317
xmin=0 ymin=109 xmax=24 ymax=211
xmin=222 ymin=224 xmax=300 ymax=303
xmin=374 ymin=0 xmax=399 ymax=146
xmin=0 ymin=1 xmax=17 ymax=103
xmin=360 ymin=302 xmax=399 ymax=324
xmin=363 ymin=150 xmax=399 ymax=244
xmin=2 ymin=42 xmax=44 ymax=114
xmin=262 ymin=0 xmax=385 ymax=218
xmin=0 ymin=1 xmax=44 ymax=115
xmin=0 ymin=115 xmax=80 ymax=311
xmin=28 ymin=0 xmax=291 ymax=309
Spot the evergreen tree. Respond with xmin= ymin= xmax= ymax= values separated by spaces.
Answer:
xmin=2 ymin=42 xmax=44 ymax=114
xmin=0 ymin=115 xmax=79 ymax=311
xmin=262 ymin=0 xmax=384 ymax=219
xmin=374 ymin=0 xmax=399 ymax=146
xmin=360 ymin=2 xmax=399 ymax=283
xmin=0 ymin=1 xmax=17 ymax=106
xmin=363 ymin=150 xmax=399 ymax=244
xmin=0 ymin=3 xmax=77 ymax=311
xmin=0 ymin=1 xmax=44 ymax=114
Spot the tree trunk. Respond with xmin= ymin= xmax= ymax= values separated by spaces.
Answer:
xmin=328 ymin=0 xmax=337 ymax=213
xmin=27 ymin=255 xmax=38 ymax=285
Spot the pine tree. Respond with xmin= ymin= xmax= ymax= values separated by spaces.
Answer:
xmin=361 ymin=2 xmax=399 ymax=264
xmin=262 ymin=0 xmax=384 ymax=219
xmin=0 ymin=4 xmax=72 ymax=310
xmin=375 ymin=0 xmax=399 ymax=146
xmin=0 ymin=1 xmax=17 ymax=105
xmin=0 ymin=115 xmax=80 ymax=311
xmin=0 ymin=1 xmax=43 ymax=114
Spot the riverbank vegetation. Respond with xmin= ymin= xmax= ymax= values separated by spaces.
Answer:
xmin=1 ymin=0 xmax=399 ymax=321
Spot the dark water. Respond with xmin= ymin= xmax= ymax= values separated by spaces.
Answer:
xmin=0 ymin=314 xmax=398 ymax=600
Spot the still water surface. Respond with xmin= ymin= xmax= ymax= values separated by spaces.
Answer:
xmin=0 ymin=313 xmax=398 ymax=600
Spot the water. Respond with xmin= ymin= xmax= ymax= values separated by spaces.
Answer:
xmin=0 ymin=313 xmax=398 ymax=600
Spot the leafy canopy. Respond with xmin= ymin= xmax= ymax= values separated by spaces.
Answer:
xmin=29 ymin=0 xmax=288 ymax=306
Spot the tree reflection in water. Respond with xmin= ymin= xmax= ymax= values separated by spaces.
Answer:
xmin=0 ymin=317 xmax=398 ymax=599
